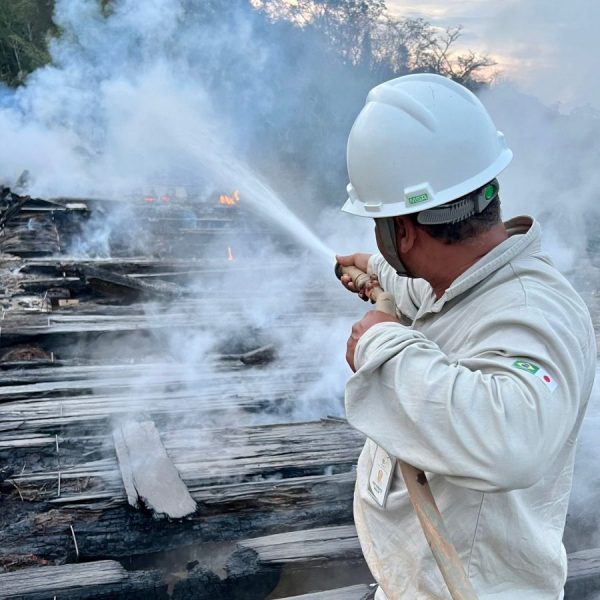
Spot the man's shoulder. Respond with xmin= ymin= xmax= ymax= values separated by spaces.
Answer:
xmin=473 ymin=254 xmax=596 ymax=353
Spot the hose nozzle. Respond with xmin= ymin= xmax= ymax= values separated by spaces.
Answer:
xmin=334 ymin=262 xmax=396 ymax=317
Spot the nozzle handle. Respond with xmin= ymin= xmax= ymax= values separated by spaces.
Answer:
xmin=335 ymin=263 xmax=372 ymax=291
xmin=335 ymin=262 xmax=396 ymax=317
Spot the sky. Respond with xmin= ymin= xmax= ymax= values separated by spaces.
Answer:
xmin=388 ymin=0 xmax=600 ymax=112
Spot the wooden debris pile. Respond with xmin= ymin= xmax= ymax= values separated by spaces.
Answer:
xmin=0 ymin=188 xmax=371 ymax=599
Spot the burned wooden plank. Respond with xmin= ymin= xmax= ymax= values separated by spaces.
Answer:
xmin=279 ymin=585 xmax=375 ymax=600
xmin=0 ymin=187 xmax=28 ymax=230
xmin=112 ymin=425 xmax=139 ymax=508
xmin=112 ymin=419 xmax=197 ymax=518
xmin=567 ymin=547 xmax=600 ymax=582
xmin=240 ymin=344 xmax=276 ymax=365
xmin=0 ymin=560 xmax=127 ymax=597
xmin=239 ymin=525 xmax=362 ymax=565
xmin=78 ymin=265 xmax=182 ymax=299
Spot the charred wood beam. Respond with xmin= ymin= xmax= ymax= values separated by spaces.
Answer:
xmin=0 ymin=187 xmax=28 ymax=231
xmin=76 ymin=265 xmax=183 ymax=299
xmin=0 ymin=555 xmax=279 ymax=600
xmin=238 ymin=525 xmax=363 ymax=565
xmin=0 ymin=560 xmax=130 ymax=598
xmin=565 ymin=548 xmax=600 ymax=599
xmin=279 ymin=585 xmax=376 ymax=600
xmin=0 ymin=472 xmax=357 ymax=564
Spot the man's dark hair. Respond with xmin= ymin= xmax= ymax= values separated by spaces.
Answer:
xmin=413 ymin=188 xmax=502 ymax=245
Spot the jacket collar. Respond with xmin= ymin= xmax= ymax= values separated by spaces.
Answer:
xmin=428 ymin=216 xmax=539 ymax=313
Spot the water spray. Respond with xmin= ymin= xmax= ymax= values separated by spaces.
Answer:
xmin=335 ymin=261 xmax=479 ymax=600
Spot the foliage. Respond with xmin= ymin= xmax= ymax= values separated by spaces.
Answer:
xmin=0 ymin=0 xmax=57 ymax=86
xmin=0 ymin=0 xmax=495 ymax=89
xmin=252 ymin=0 xmax=495 ymax=87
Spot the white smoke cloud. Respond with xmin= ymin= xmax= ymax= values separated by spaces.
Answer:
xmin=482 ymin=0 xmax=600 ymax=112
xmin=389 ymin=0 xmax=600 ymax=112
xmin=479 ymin=82 xmax=600 ymax=271
xmin=0 ymin=0 xmax=364 ymax=433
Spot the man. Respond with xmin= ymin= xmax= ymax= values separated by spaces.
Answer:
xmin=336 ymin=74 xmax=596 ymax=599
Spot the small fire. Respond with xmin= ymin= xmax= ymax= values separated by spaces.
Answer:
xmin=227 ymin=246 xmax=234 ymax=261
xmin=219 ymin=190 xmax=240 ymax=206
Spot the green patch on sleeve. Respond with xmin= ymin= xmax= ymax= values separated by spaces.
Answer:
xmin=512 ymin=360 xmax=540 ymax=374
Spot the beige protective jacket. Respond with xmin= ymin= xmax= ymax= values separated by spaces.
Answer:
xmin=346 ymin=217 xmax=597 ymax=599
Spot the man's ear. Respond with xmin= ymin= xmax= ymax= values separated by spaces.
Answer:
xmin=394 ymin=216 xmax=417 ymax=253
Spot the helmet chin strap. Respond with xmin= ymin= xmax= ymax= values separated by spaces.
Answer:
xmin=375 ymin=218 xmax=413 ymax=278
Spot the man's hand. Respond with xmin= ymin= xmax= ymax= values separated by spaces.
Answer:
xmin=336 ymin=253 xmax=373 ymax=301
xmin=347 ymin=310 xmax=398 ymax=372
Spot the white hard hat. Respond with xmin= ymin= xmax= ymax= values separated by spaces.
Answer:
xmin=342 ymin=73 xmax=513 ymax=218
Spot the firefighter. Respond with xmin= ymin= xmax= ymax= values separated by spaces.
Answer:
xmin=337 ymin=73 xmax=596 ymax=599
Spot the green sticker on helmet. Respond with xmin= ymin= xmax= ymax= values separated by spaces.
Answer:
xmin=407 ymin=192 xmax=429 ymax=205
xmin=484 ymin=184 xmax=496 ymax=200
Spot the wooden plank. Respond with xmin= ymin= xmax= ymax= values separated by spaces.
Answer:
xmin=239 ymin=525 xmax=362 ymax=564
xmin=0 ymin=421 xmax=23 ymax=432
xmin=112 ymin=425 xmax=139 ymax=508
xmin=113 ymin=419 xmax=197 ymax=518
xmin=0 ymin=434 xmax=55 ymax=449
xmin=278 ymin=584 xmax=374 ymax=600
xmin=0 ymin=560 xmax=127 ymax=597
xmin=80 ymin=265 xmax=183 ymax=298
xmin=567 ymin=547 xmax=600 ymax=582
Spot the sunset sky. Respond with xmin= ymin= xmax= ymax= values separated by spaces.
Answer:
xmin=387 ymin=0 xmax=599 ymax=111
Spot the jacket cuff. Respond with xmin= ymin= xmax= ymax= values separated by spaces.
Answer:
xmin=367 ymin=253 xmax=384 ymax=276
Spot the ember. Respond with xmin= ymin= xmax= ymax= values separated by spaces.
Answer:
xmin=219 ymin=190 xmax=240 ymax=206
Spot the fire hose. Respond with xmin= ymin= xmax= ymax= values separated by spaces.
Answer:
xmin=335 ymin=263 xmax=479 ymax=600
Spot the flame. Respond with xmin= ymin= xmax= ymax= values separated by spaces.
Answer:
xmin=144 ymin=195 xmax=156 ymax=203
xmin=219 ymin=190 xmax=240 ymax=206
xmin=227 ymin=246 xmax=234 ymax=261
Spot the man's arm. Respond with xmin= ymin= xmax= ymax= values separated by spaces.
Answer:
xmin=345 ymin=308 xmax=594 ymax=493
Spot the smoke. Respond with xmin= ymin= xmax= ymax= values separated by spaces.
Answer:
xmin=0 ymin=0 xmax=380 ymax=430
xmin=482 ymin=0 xmax=600 ymax=113
xmin=565 ymin=370 xmax=600 ymax=551
xmin=479 ymin=83 xmax=600 ymax=272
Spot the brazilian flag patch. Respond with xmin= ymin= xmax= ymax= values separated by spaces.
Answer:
xmin=512 ymin=359 xmax=558 ymax=392
xmin=513 ymin=360 xmax=540 ymax=374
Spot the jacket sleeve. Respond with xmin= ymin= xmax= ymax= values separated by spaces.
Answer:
xmin=368 ymin=254 xmax=431 ymax=321
xmin=345 ymin=307 xmax=592 ymax=493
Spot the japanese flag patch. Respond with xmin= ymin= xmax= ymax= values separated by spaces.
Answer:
xmin=512 ymin=360 xmax=558 ymax=392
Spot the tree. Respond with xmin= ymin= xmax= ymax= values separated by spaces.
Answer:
xmin=252 ymin=1 xmax=495 ymax=88
xmin=0 ymin=0 xmax=57 ymax=86
xmin=409 ymin=25 xmax=496 ymax=88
